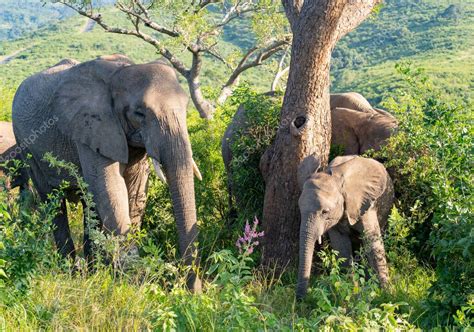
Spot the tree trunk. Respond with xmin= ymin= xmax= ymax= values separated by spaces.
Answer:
xmin=261 ymin=0 xmax=380 ymax=268
xmin=261 ymin=31 xmax=333 ymax=267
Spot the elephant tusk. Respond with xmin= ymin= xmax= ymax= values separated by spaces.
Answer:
xmin=318 ymin=236 xmax=322 ymax=245
xmin=152 ymin=159 xmax=167 ymax=184
xmin=192 ymin=159 xmax=203 ymax=181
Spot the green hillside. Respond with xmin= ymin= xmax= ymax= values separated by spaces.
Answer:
xmin=332 ymin=0 xmax=474 ymax=103
xmin=0 ymin=0 xmax=72 ymax=40
xmin=0 ymin=0 xmax=472 ymax=114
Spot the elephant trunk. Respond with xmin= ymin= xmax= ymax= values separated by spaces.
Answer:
xmin=160 ymin=135 xmax=202 ymax=293
xmin=296 ymin=215 xmax=323 ymax=299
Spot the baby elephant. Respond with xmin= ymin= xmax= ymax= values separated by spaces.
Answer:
xmin=296 ymin=155 xmax=394 ymax=298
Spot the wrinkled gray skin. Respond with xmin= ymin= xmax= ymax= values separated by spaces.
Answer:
xmin=12 ymin=55 xmax=201 ymax=292
xmin=331 ymin=107 xmax=397 ymax=155
xmin=0 ymin=121 xmax=29 ymax=191
xmin=296 ymin=155 xmax=394 ymax=298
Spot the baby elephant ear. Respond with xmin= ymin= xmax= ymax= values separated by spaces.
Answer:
xmin=330 ymin=156 xmax=388 ymax=225
xmin=53 ymin=60 xmax=129 ymax=163
xmin=297 ymin=153 xmax=321 ymax=190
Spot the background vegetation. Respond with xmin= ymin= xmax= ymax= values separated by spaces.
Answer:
xmin=0 ymin=0 xmax=472 ymax=109
xmin=0 ymin=0 xmax=472 ymax=330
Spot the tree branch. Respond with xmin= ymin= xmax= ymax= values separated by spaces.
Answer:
xmin=271 ymin=46 xmax=290 ymax=91
xmin=58 ymin=1 xmax=189 ymax=77
xmin=188 ymin=52 xmax=215 ymax=119
xmin=117 ymin=1 xmax=180 ymax=38
xmin=335 ymin=0 xmax=382 ymax=40
xmin=194 ymin=0 xmax=220 ymax=13
xmin=216 ymin=2 xmax=258 ymax=28
xmin=218 ymin=37 xmax=291 ymax=104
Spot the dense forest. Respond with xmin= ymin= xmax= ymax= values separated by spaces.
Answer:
xmin=0 ymin=0 xmax=472 ymax=330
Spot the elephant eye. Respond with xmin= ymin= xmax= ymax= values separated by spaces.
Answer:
xmin=322 ymin=209 xmax=330 ymax=215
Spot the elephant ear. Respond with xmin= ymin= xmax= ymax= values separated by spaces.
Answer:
xmin=52 ymin=60 xmax=129 ymax=163
xmin=297 ymin=153 xmax=321 ymax=190
xmin=329 ymin=156 xmax=387 ymax=225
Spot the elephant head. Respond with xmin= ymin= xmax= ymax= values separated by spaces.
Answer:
xmin=296 ymin=154 xmax=390 ymax=298
xmin=52 ymin=57 xmax=202 ymax=290
xmin=331 ymin=107 xmax=398 ymax=155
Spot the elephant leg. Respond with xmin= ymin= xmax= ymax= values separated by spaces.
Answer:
xmin=76 ymin=143 xmax=131 ymax=235
xmin=52 ymin=198 xmax=76 ymax=259
xmin=361 ymin=208 xmax=389 ymax=286
xmin=123 ymin=150 xmax=149 ymax=229
xmin=328 ymin=227 xmax=353 ymax=268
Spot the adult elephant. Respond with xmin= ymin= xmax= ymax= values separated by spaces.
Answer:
xmin=12 ymin=55 xmax=202 ymax=292
xmin=331 ymin=107 xmax=397 ymax=155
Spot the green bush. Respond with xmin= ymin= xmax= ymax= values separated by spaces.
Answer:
xmin=0 ymin=168 xmax=62 ymax=301
xmin=0 ymin=86 xmax=15 ymax=121
xmin=226 ymin=87 xmax=282 ymax=219
xmin=376 ymin=62 xmax=473 ymax=326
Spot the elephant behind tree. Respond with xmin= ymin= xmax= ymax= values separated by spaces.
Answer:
xmin=222 ymin=96 xmax=397 ymax=207
xmin=331 ymin=107 xmax=397 ymax=155
xmin=222 ymin=92 xmax=396 ymax=174
xmin=0 ymin=121 xmax=30 ymax=191
xmin=12 ymin=55 xmax=202 ymax=292
xmin=296 ymin=154 xmax=394 ymax=298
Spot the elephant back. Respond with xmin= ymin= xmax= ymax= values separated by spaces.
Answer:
xmin=12 ymin=60 xmax=81 ymax=188
xmin=12 ymin=59 xmax=79 ymax=125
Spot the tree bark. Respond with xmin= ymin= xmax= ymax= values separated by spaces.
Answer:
xmin=261 ymin=0 xmax=380 ymax=268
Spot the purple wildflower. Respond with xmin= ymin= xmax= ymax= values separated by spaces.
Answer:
xmin=236 ymin=217 xmax=265 ymax=255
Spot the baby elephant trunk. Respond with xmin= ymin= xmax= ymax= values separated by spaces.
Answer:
xmin=296 ymin=216 xmax=324 ymax=299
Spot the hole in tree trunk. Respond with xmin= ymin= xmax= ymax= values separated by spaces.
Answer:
xmin=290 ymin=115 xmax=308 ymax=136
xmin=294 ymin=116 xmax=306 ymax=128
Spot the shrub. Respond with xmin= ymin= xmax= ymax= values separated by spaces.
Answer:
xmin=225 ymin=87 xmax=282 ymax=218
xmin=0 ymin=170 xmax=62 ymax=301
xmin=376 ymin=62 xmax=473 ymax=326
